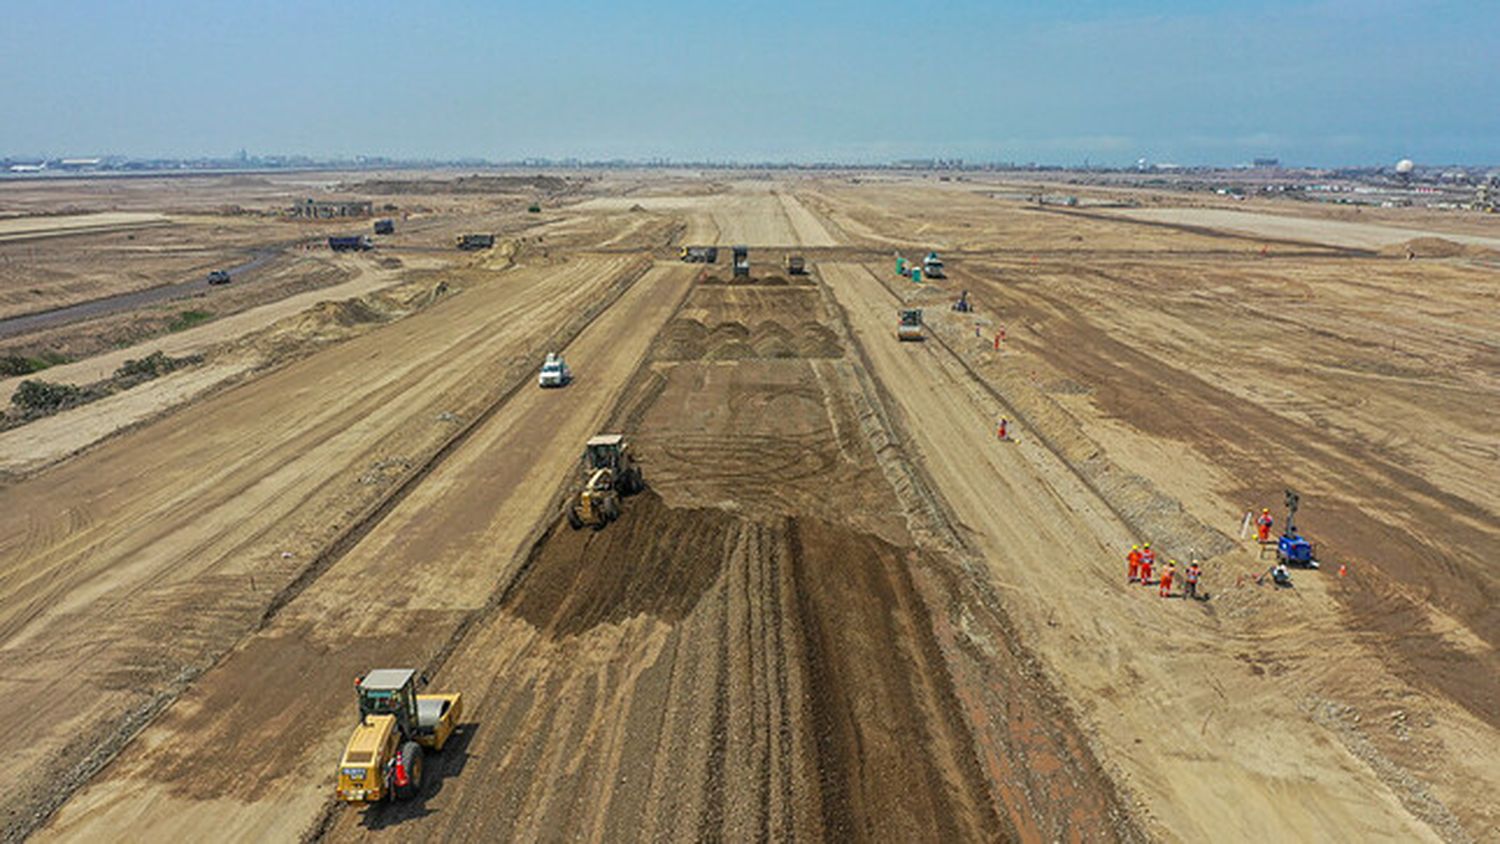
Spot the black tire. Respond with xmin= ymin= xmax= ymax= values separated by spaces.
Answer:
xmin=393 ymin=741 xmax=423 ymax=801
xmin=567 ymin=507 xmax=584 ymax=530
xmin=605 ymin=498 xmax=620 ymax=520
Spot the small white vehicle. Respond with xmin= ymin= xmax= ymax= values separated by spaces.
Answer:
xmin=538 ymin=353 xmax=572 ymax=388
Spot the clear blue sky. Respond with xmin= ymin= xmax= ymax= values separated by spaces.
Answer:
xmin=2 ymin=0 xmax=1496 ymax=165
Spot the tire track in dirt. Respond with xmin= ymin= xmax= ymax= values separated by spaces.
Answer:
xmin=36 ymin=262 xmax=696 ymax=843
xmin=11 ymin=257 xmax=661 ymax=843
xmin=822 ymin=260 xmax=1454 ymax=842
xmin=316 ymin=274 xmax=1130 ymax=842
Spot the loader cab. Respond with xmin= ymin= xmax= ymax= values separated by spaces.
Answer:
xmin=356 ymin=668 xmax=420 ymax=736
xmin=582 ymin=433 xmax=644 ymax=496
xmin=584 ymin=434 xmax=628 ymax=472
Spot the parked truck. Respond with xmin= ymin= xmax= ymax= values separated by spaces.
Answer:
xmin=373 ymin=219 xmax=395 ymax=235
xmin=732 ymin=245 xmax=750 ymax=278
xmin=456 ymin=233 xmax=495 ymax=251
xmin=679 ymin=245 xmax=719 ymax=263
xmin=784 ymin=254 xmax=806 ymax=275
xmin=329 ymin=235 xmax=374 ymax=252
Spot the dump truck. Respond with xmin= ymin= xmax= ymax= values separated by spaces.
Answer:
xmin=329 ymin=235 xmax=373 ymax=252
xmin=732 ymin=246 xmax=750 ymax=278
xmin=567 ymin=434 xmax=643 ymax=530
xmin=784 ymin=254 xmax=806 ymax=275
xmin=456 ymin=233 xmax=495 ymax=251
xmin=373 ymin=219 xmax=395 ymax=235
xmin=336 ymin=668 xmax=462 ymax=804
xmin=923 ymin=252 xmax=945 ymax=278
xmin=897 ymin=308 xmax=924 ymax=341
xmin=679 ymin=245 xmax=719 ymax=263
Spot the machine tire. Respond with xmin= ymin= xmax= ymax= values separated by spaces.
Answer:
xmin=627 ymin=468 xmax=645 ymax=495
xmin=567 ymin=507 xmax=584 ymax=530
xmin=394 ymin=742 xmax=423 ymax=801
xmin=603 ymin=497 xmax=620 ymax=520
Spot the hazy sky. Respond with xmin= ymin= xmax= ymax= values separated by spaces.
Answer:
xmin=3 ymin=0 xmax=1496 ymax=165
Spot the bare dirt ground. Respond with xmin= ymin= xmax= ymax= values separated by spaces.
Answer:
xmin=2 ymin=173 xmax=1495 ymax=843
xmin=0 ymin=212 xmax=171 ymax=243
xmin=1104 ymin=206 xmax=1500 ymax=252
xmin=571 ymin=180 xmax=837 ymax=246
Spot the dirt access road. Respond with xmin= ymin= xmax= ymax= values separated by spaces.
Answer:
xmin=1105 ymin=206 xmax=1500 ymax=251
xmin=572 ymin=181 xmax=838 ymax=247
xmin=0 ymin=253 xmax=651 ymax=839
xmin=10 ymin=175 xmax=1497 ymax=842
xmin=0 ymin=212 xmax=171 ymax=243
xmin=316 ymin=272 xmax=1129 ymax=842
xmin=803 ymin=176 xmax=1499 ymax=839
xmin=38 ymin=260 xmax=698 ymax=841
xmin=824 ymin=262 xmax=1449 ymax=841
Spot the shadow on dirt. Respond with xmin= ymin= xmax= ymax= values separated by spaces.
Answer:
xmin=356 ymin=720 xmax=479 ymax=830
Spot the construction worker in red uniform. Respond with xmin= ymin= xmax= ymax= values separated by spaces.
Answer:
xmin=1139 ymin=543 xmax=1156 ymax=584
xmin=996 ymin=418 xmax=1008 ymax=440
xmin=1127 ymin=545 xmax=1143 ymax=583
xmin=1256 ymin=508 xmax=1274 ymax=542
xmin=1160 ymin=560 xmax=1176 ymax=597
xmin=1184 ymin=560 xmax=1202 ymax=600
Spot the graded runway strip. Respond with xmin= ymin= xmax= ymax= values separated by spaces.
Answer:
xmin=820 ymin=262 xmax=1443 ymax=842
xmin=37 ymin=262 xmax=696 ymax=841
xmin=0 ymin=255 xmax=643 ymax=839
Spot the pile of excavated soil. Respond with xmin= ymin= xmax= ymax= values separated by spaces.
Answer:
xmin=657 ymin=318 xmax=843 ymax=361
xmin=243 ymin=278 xmax=452 ymax=361
xmin=1378 ymin=237 xmax=1497 ymax=259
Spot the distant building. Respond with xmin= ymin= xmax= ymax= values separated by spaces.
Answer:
xmin=290 ymin=198 xmax=373 ymax=219
xmin=1253 ymin=158 xmax=1280 ymax=167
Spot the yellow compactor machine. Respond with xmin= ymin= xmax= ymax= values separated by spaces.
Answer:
xmin=335 ymin=668 xmax=462 ymax=803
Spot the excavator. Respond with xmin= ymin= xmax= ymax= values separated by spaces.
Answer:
xmin=335 ymin=668 xmax=462 ymax=804
xmin=567 ymin=434 xmax=644 ymax=530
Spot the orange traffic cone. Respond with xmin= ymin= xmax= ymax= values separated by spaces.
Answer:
xmin=1338 ymin=564 xmax=1347 ymax=578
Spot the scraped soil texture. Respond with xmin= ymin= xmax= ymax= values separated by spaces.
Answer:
xmin=657 ymin=318 xmax=842 ymax=361
xmin=324 ymin=271 xmax=1131 ymax=842
xmin=379 ymin=489 xmax=1108 ymax=841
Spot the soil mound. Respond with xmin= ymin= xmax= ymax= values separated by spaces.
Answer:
xmin=795 ymin=322 xmax=844 ymax=357
xmin=657 ymin=318 xmax=843 ymax=361
xmin=299 ymin=299 xmax=385 ymax=330
xmin=1379 ymin=237 xmax=1496 ymax=259
xmin=505 ymin=491 xmax=730 ymax=638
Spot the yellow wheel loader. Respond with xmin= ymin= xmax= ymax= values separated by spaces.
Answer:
xmin=335 ymin=669 xmax=462 ymax=804
xmin=566 ymin=434 xmax=643 ymax=530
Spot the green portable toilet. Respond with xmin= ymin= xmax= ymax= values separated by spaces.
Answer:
xmin=911 ymin=268 xmax=922 ymax=283
xmin=896 ymin=257 xmax=906 ymax=276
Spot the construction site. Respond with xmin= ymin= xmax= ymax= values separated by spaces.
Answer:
xmin=0 ymin=171 xmax=1497 ymax=842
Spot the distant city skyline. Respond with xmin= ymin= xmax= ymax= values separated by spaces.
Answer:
xmin=2 ymin=0 xmax=1497 ymax=167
